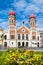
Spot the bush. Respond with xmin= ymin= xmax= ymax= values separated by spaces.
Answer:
xmin=0 ymin=49 xmax=43 ymax=65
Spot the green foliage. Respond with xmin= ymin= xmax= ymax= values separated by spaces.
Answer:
xmin=0 ymin=49 xmax=43 ymax=65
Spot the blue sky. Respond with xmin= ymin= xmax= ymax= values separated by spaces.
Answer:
xmin=0 ymin=0 xmax=43 ymax=30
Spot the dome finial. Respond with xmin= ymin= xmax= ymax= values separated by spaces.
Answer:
xmin=9 ymin=10 xmax=16 ymax=16
xmin=29 ymin=14 xmax=35 ymax=19
xmin=23 ymin=21 xmax=24 ymax=24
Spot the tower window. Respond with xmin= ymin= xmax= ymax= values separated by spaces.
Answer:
xmin=12 ymin=20 xmax=14 ymax=23
xmin=33 ymin=23 xmax=34 ymax=25
xmin=31 ymin=22 xmax=32 ymax=25
xmin=11 ymin=35 xmax=14 ymax=39
xmin=32 ymin=36 xmax=36 ymax=40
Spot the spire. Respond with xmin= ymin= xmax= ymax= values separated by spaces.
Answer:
xmin=22 ymin=21 xmax=25 ymax=26
xmin=23 ymin=21 xmax=24 ymax=24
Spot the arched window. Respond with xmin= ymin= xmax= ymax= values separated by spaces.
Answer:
xmin=22 ymin=34 xmax=24 ymax=40
xmin=22 ymin=42 xmax=24 ymax=47
xmin=18 ymin=34 xmax=20 ymax=39
xmin=26 ymin=42 xmax=28 ymax=47
xmin=37 ymin=37 xmax=39 ymax=40
xmin=4 ymin=42 xmax=7 ymax=47
xmin=4 ymin=35 xmax=7 ymax=40
xmin=12 ymin=42 xmax=13 ymax=45
xmin=18 ymin=42 xmax=20 ymax=47
xmin=26 ymin=34 xmax=28 ymax=40
xmin=38 ymin=42 xmax=39 ymax=47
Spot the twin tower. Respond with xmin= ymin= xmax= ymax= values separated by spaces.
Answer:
xmin=8 ymin=10 xmax=36 ymax=39
xmin=8 ymin=10 xmax=36 ymax=29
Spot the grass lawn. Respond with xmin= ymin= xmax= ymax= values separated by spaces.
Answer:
xmin=0 ymin=48 xmax=43 ymax=65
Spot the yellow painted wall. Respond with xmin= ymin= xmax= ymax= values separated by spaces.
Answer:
xmin=0 ymin=29 xmax=3 ymax=45
xmin=0 ymin=40 xmax=2 ymax=45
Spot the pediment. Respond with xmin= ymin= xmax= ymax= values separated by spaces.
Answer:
xmin=17 ymin=26 xmax=30 ymax=34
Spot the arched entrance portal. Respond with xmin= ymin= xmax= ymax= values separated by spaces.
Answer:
xmin=18 ymin=42 xmax=20 ymax=47
xmin=38 ymin=42 xmax=39 ymax=47
xmin=22 ymin=42 xmax=24 ymax=47
xmin=4 ymin=42 xmax=7 ymax=47
xmin=26 ymin=42 xmax=28 ymax=47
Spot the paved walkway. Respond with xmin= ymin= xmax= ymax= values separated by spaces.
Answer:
xmin=0 ymin=47 xmax=43 ymax=52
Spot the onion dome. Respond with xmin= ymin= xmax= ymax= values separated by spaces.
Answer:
xmin=9 ymin=10 xmax=16 ymax=16
xmin=29 ymin=14 xmax=35 ymax=19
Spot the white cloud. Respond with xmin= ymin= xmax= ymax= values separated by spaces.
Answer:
xmin=2 ymin=22 xmax=8 ymax=26
xmin=0 ymin=18 xmax=3 ymax=21
xmin=0 ymin=8 xmax=12 ymax=15
xmin=31 ymin=0 xmax=43 ymax=5
xmin=37 ymin=17 xmax=43 ymax=24
xmin=16 ymin=20 xmax=22 ymax=28
xmin=13 ymin=0 xmax=28 ymax=12
xmin=20 ymin=15 xmax=26 ymax=19
xmin=13 ymin=0 xmax=40 ymax=17
xmin=36 ymin=17 xmax=43 ymax=30
xmin=2 ymin=22 xmax=8 ymax=30
xmin=16 ymin=19 xmax=28 ymax=28
xmin=0 ymin=19 xmax=5 ymax=22
xmin=13 ymin=0 xmax=43 ymax=14
xmin=30 ymin=0 xmax=43 ymax=13
xmin=0 ymin=18 xmax=8 ymax=29
xmin=13 ymin=0 xmax=40 ymax=13
xmin=40 ymin=6 xmax=43 ymax=13
xmin=0 ymin=0 xmax=43 ymax=30
xmin=24 ymin=4 xmax=39 ymax=15
xmin=14 ymin=0 xmax=27 ymax=8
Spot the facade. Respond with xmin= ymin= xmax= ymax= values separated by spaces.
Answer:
xmin=0 ymin=28 xmax=3 ymax=48
xmin=2 ymin=10 xmax=43 ymax=48
xmin=38 ymin=30 xmax=43 ymax=47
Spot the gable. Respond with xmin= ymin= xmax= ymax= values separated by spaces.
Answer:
xmin=17 ymin=26 xmax=30 ymax=34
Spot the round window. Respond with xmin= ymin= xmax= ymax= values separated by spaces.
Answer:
xmin=22 ymin=29 xmax=25 ymax=32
